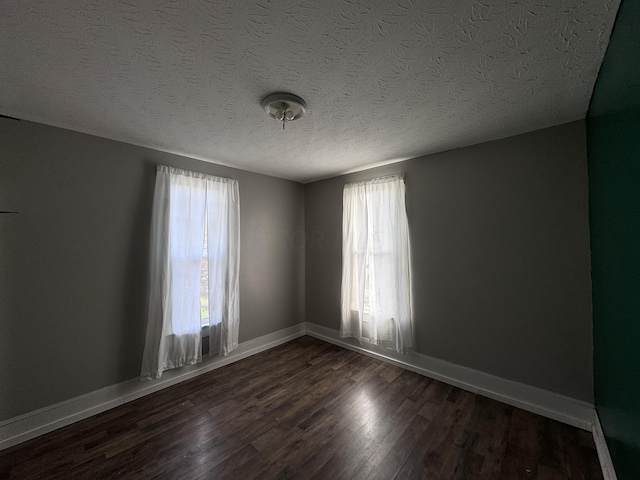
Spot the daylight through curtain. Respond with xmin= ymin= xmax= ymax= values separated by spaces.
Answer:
xmin=340 ymin=174 xmax=413 ymax=353
xmin=141 ymin=165 xmax=240 ymax=380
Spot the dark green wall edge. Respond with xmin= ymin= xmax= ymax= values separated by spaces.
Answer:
xmin=587 ymin=0 xmax=640 ymax=478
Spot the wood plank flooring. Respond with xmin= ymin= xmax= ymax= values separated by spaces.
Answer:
xmin=0 ymin=336 xmax=603 ymax=479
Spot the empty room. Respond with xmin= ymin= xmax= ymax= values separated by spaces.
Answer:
xmin=1 ymin=0 xmax=638 ymax=479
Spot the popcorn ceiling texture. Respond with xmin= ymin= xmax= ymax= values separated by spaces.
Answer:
xmin=1 ymin=0 xmax=619 ymax=182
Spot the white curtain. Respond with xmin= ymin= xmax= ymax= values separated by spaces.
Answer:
xmin=341 ymin=174 xmax=413 ymax=353
xmin=141 ymin=165 xmax=240 ymax=380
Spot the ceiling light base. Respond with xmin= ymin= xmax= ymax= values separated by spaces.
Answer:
xmin=262 ymin=93 xmax=307 ymax=130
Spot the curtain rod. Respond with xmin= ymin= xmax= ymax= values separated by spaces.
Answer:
xmin=156 ymin=164 xmax=235 ymax=182
xmin=344 ymin=173 xmax=405 ymax=187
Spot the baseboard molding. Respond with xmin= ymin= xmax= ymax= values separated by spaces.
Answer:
xmin=0 ymin=321 xmax=600 ymax=454
xmin=305 ymin=322 xmax=596 ymax=431
xmin=0 ymin=323 xmax=306 ymax=451
xmin=593 ymin=411 xmax=618 ymax=480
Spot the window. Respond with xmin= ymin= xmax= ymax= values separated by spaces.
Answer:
xmin=166 ymin=187 xmax=227 ymax=332
xmin=340 ymin=174 xmax=413 ymax=353
xmin=141 ymin=166 xmax=240 ymax=380
xmin=200 ymin=221 xmax=209 ymax=327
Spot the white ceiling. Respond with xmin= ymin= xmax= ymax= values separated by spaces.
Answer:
xmin=2 ymin=0 xmax=620 ymax=183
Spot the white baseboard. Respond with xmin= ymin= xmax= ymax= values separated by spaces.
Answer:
xmin=593 ymin=411 xmax=618 ymax=480
xmin=0 ymin=324 xmax=306 ymax=451
xmin=305 ymin=322 xmax=596 ymax=431
xmin=0 ymin=321 xmax=600 ymax=455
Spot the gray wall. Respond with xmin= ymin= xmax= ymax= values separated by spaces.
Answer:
xmin=0 ymin=119 xmax=305 ymax=421
xmin=0 ymin=117 xmax=594 ymax=421
xmin=305 ymin=121 xmax=594 ymax=402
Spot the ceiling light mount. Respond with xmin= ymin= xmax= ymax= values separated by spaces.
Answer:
xmin=262 ymin=93 xmax=307 ymax=130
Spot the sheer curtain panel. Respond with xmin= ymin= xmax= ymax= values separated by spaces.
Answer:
xmin=341 ymin=174 xmax=413 ymax=353
xmin=141 ymin=166 xmax=240 ymax=380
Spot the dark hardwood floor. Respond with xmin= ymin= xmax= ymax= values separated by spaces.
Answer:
xmin=0 ymin=336 xmax=603 ymax=479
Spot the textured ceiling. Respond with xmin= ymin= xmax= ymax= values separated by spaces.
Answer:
xmin=1 ymin=0 xmax=620 ymax=183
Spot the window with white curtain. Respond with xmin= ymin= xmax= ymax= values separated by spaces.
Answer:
xmin=340 ymin=174 xmax=413 ymax=354
xmin=141 ymin=166 xmax=240 ymax=380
